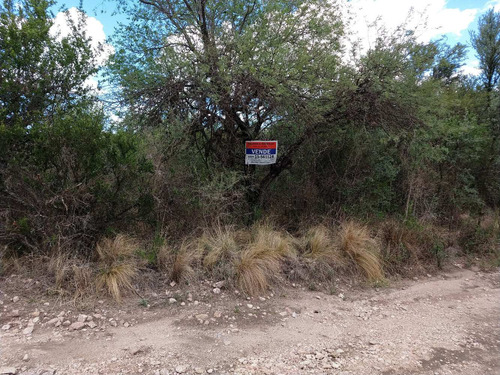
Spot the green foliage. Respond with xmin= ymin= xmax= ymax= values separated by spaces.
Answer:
xmin=0 ymin=0 xmax=98 ymax=129
xmin=470 ymin=9 xmax=500 ymax=92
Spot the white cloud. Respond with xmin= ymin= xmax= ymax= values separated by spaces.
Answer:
xmin=340 ymin=0 xmax=478 ymax=56
xmin=485 ymin=0 xmax=500 ymax=11
xmin=460 ymin=59 xmax=481 ymax=76
xmin=50 ymin=7 xmax=114 ymax=66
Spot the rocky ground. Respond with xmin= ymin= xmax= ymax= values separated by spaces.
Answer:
xmin=0 ymin=265 xmax=499 ymax=375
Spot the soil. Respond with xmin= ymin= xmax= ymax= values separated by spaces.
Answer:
xmin=1 ymin=265 xmax=499 ymax=375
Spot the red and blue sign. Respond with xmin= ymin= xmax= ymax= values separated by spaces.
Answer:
xmin=245 ymin=141 xmax=278 ymax=165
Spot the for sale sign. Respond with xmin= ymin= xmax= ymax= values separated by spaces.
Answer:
xmin=245 ymin=141 xmax=278 ymax=165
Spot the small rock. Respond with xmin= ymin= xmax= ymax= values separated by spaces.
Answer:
xmin=315 ymin=295 xmax=321 ymax=300
xmin=247 ymin=304 xmax=253 ymax=309
xmin=212 ymin=288 xmax=221 ymax=294
xmin=0 ymin=367 xmax=17 ymax=374
xmin=196 ymin=314 xmax=209 ymax=321
xmin=22 ymin=326 xmax=34 ymax=335
xmin=213 ymin=280 xmax=226 ymax=289
xmin=187 ymin=293 xmax=193 ymax=302
xmin=77 ymin=314 xmax=87 ymax=323
xmin=12 ymin=296 xmax=19 ymax=303
xmin=214 ymin=311 xmax=222 ymax=318
xmin=1 ymin=324 xmax=11 ymax=331
xmin=69 ymin=322 xmax=86 ymax=331
xmin=11 ymin=310 xmax=20 ymax=317
xmin=207 ymin=369 xmax=214 ymax=374
xmin=169 ymin=298 xmax=177 ymax=304
xmin=47 ymin=318 xmax=60 ymax=326
xmin=194 ymin=368 xmax=204 ymax=374
xmin=87 ymin=321 xmax=97 ymax=329
xmin=32 ymin=317 xmax=40 ymax=324
xmin=331 ymin=362 xmax=341 ymax=369
xmin=124 ymin=322 xmax=130 ymax=328
xmin=62 ymin=320 xmax=71 ymax=326
xmin=22 ymin=354 xmax=29 ymax=362
xmin=110 ymin=320 xmax=118 ymax=327
xmin=175 ymin=365 xmax=188 ymax=373
xmin=170 ymin=281 xmax=177 ymax=287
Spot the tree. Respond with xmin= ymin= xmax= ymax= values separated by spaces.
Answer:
xmin=109 ymin=0 xmax=345 ymax=206
xmin=0 ymin=0 xmax=98 ymax=129
xmin=470 ymin=9 xmax=500 ymax=92
xmin=0 ymin=0 xmax=153 ymax=255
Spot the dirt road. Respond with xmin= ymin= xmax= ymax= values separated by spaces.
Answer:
xmin=1 ymin=267 xmax=499 ymax=375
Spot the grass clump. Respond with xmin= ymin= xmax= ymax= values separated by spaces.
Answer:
xmin=303 ymin=225 xmax=344 ymax=266
xmin=95 ymin=234 xmax=139 ymax=302
xmin=235 ymin=224 xmax=294 ymax=296
xmin=337 ymin=221 xmax=384 ymax=282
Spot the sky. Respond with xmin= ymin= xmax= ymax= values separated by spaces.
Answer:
xmin=51 ymin=0 xmax=500 ymax=79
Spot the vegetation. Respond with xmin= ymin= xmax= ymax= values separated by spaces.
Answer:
xmin=1 ymin=0 xmax=499 ymax=301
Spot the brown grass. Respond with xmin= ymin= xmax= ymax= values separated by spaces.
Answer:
xmin=337 ymin=221 xmax=384 ymax=282
xmin=171 ymin=241 xmax=198 ymax=283
xmin=199 ymin=225 xmax=240 ymax=268
xmin=303 ymin=225 xmax=344 ymax=266
xmin=235 ymin=224 xmax=294 ymax=296
xmin=95 ymin=234 xmax=139 ymax=302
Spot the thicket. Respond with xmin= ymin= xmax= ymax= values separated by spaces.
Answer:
xmin=1 ymin=0 xmax=499 ymax=299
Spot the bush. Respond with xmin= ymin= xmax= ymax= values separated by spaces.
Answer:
xmin=0 ymin=104 xmax=153 ymax=257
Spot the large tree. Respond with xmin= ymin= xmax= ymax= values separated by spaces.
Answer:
xmin=109 ymin=0 xmax=346 ymax=204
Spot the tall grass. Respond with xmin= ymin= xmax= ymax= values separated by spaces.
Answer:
xmin=95 ymin=234 xmax=139 ymax=302
xmin=303 ymin=225 xmax=344 ymax=266
xmin=235 ymin=224 xmax=294 ymax=296
xmin=337 ymin=221 xmax=384 ymax=282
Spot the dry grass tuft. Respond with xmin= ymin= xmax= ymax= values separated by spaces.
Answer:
xmin=199 ymin=225 xmax=240 ymax=268
xmin=95 ymin=234 xmax=139 ymax=302
xmin=171 ymin=241 xmax=198 ymax=283
xmin=303 ymin=225 xmax=344 ymax=266
xmin=337 ymin=221 xmax=384 ymax=282
xmin=235 ymin=224 xmax=294 ymax=296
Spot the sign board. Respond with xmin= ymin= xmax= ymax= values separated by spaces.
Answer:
xmin=245 ymin=141 xmax=278 ymax=165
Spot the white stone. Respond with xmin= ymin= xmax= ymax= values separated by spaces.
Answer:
xmin=69 ymin=322 xmax=85 ymax=331
xmin=77 ymin=314 xmax=87 ymax=323
xmin=47 ymin=318 xmax=60 ymax=326
xmin=12 ymin=296 xmax=19 ymax=303
xmin=175 ymin=365 xmax=187 ymax=373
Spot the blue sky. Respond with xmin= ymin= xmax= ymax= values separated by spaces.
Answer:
xmin=51 ymin=0 xmax=500 ymax=75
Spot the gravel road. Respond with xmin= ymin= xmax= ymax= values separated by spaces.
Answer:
xmin=1 ymin=267 xmax=499 ymax=375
